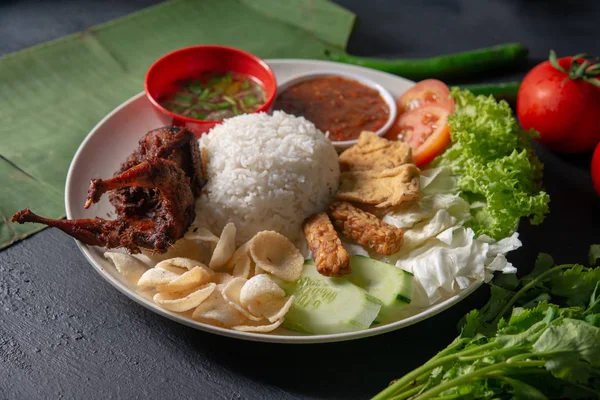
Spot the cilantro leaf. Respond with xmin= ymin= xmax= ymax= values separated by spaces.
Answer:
xmin=493 ymin=272 xmax=520 ymax=291
xmin=374 ymin=251 xmax=600 ymax=400
xmin=480 ymin=285 xmax=515 ymax=324
xmin=524 ymin=253 xmax=555 ymax=281
xmin=460 ymin=309 xmax=483 ymax=338
xmin=543 ymin=353 xmax=592 ymax=384
xmin=548 ymin=265 xmax=600 ymax=307
xmin=588 ymin=282 xmax=600 ymax=314
xmin=496 ymin=306 xmax=557 ymax=348
xmin=533 ymin=319 xmax=600 ymax=367
xmin=501 ymin=376 xmax=548 ymax=400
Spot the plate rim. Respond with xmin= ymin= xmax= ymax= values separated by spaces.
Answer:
xmin=65 ymin=58 xmax=482 ymax=344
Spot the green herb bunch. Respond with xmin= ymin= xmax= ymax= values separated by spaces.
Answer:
xmin=373 ymin=246 xmax=600 ymax=400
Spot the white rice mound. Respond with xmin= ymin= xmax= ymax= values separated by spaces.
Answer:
xmin=196 ymin=111 xmax=340 ymax=244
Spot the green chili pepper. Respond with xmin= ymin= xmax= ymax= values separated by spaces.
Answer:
xmin=325 ymin=43 xmax=528 ymax=80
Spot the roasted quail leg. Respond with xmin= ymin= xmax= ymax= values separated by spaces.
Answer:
xmin=12 ymin=158 xmax=195 ymax=253
xmin=11 ymin=209 xmax=157 ymax=251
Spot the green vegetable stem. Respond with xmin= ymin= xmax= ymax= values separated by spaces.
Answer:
xmin=325 ymin=43 xmax=528 ymax=80
xmin=372 ymin=246 xmax=600 ymax=400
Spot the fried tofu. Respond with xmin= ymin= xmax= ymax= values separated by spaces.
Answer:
xmin=338 ymin=131 xmax=413 ymax=172
xmin=336 ymin=131 xmax=421 ymax=210
xmin=337 ymin=164 xmax=421 ymax=208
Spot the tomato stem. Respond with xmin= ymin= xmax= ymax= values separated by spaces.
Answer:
xmin=549 ymin=50 xmax=600 ymax=88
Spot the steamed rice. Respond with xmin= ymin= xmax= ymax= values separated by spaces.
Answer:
xmin=196 ymin=111 xmax=339 ymax=244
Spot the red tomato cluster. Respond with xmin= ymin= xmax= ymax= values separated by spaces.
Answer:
xmin=517 ymin=52 xmax=600 ymax=196
xmin=385 ymin=79 xmax=454 ymax=167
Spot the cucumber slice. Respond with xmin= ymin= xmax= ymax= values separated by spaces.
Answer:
xmin=283 ymin=260 xmax=382 ymax=334
xmin=347 ymin=255 xmax=413 ymax=324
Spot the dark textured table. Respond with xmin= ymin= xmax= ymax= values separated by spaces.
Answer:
xmin=1 ymin=1 xmax=600 ymax=399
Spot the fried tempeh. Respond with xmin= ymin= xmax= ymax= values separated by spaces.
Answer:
xmin=329 ymin=201 xmax=404 ymax=256
xmin=302 ymin=212 xmax=351 ymax=277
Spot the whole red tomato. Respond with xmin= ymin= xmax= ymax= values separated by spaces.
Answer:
xmin=517 ymin=52 xmax=600 ymax=153
xmin=593 ymin=142 xmax=600 ymax=196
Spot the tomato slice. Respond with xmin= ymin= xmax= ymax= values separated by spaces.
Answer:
xmin=385 ymin=105 xmax=451 ymax=167
xmin=396 ymin=79 xmax=455 ymax=114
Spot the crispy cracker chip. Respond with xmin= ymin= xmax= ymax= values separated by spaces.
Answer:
xmin=232 ymin=318 xmax=284 ymax=332
xmin=104 ymin=252 xmax=149 ymax=284
xmin=158 ymin=266 xmax=214 ymax=293
xmin=184 ymin=227 xmax=219 ymax=243
xmin=253 ymin=265 xmax=266 ymax=277
xmin=239 ymin=274 xmax=289 ymax=320
xmin=231 ymin=253 xmax=253 ymax=278
xmin=142 ymin=238 xmax=206 ymax=264
xmin=264 ymin=296 xmax=295 ymax=323
xmin=137 ymin=268 xmax=182 ymax=288
xmin=225 ymin=238 xmax=253 ymax=270
xmin=153 ymin=283 xmax=216 ymax=312
xmin=192 ymin=290 xmax=248 ymax=328
xmin=221 ymin=278 xmax=262 ymax=321
xmin=212 ymin=272 xmax=234 ymax=285
xmin=155 ymin=257 xmax=206 ymax=271
xmin=209 ymin=222 xmax=237 ymax=270
xmin=249 ymin=231 xmax=303 ymax=281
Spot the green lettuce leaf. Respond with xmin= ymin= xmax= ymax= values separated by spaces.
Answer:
xmin=434 ymin=89 xmax=550 ymax=240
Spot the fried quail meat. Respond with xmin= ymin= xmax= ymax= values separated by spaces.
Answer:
xmin=12 ymin=127 xmax=203 ymax=254
xmin=328 ymin=201 xmax=404 ymax=256
xmin=109 ymin=126 xmax=205 ymax=218
xmin=302 ymin=212 xmax=351 ymax=277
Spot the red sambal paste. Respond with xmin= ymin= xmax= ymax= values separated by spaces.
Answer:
xmin=273 ymin=76 xmax=390 ymax=141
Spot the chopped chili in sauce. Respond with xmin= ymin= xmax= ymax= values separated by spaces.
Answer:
xmin=273 ymin=76 xmax=389 ymax=141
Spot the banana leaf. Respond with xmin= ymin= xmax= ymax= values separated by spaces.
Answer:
xmin=0 ymin=0 xmax=355 ymax=249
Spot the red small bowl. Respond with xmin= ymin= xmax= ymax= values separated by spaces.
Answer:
xmin=144 ymin=45 xmax=277 ymax=137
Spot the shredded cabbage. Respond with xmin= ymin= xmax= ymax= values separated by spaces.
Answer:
xmin=433 ymin=88 xmax=550 ymax=240
xmin=380 ymin=168 xmax=521 ymax=307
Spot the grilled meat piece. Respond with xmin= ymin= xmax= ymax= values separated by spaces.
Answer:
xmin=109 ymin=126 xmax=205 ymax=218
xmin=12 ymin=127 xmax=203 ymax=253
xmin=13 ymin=159 xmax=195 ymax=253
xmin=329 ymin=201 xmax=404 ymax=256
xmin=303 ymin=212 xmax=350 ymax=277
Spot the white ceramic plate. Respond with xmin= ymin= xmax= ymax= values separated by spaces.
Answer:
xmin=65 ymin=59 xmax=482 ymax=343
